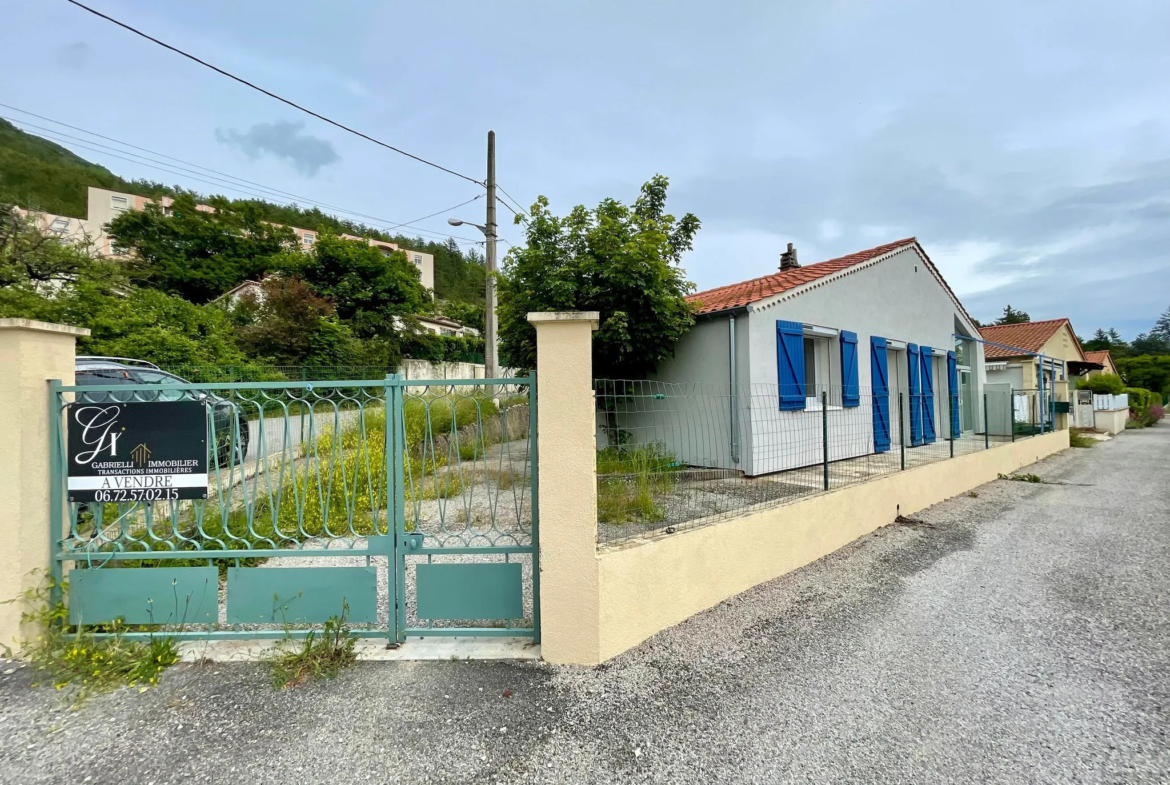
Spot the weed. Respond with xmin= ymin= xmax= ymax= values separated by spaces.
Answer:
xmin=968 ymin=491 xmax=979 ymax=498
xmin=268 ymin=603 xmax=358 ymax=689
xmin=999 ymin=472 xmax=1043 ymax=483
xmin=1069 ymin=430 xmax=1096 ymax=448
xmin=4 ymin=572 xmax=179 ymax=707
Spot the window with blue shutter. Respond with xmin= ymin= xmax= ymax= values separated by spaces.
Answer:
xmin=947 ymin=351 xmax=960 ymax=439
xmin=921 ymin=346 xmax=936 ymax=444
xmin=776 ymin=320 xmax=806 ymax=410
xmin=840 ymin=330 xmax=860 ymax=407
xmin=907 ymin=343 xmax=923 ymax=447
xmin=870 ymin=337 xmax=890 ymax=453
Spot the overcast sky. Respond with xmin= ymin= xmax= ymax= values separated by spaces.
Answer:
xmin=2 ymin=1 xmax=1167 ymax=337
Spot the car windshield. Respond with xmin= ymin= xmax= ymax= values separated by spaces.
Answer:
xmin=75 ymin=368 xmax=137 ymax=402
xmin=132 ymin=370 xmax=195 ymax=402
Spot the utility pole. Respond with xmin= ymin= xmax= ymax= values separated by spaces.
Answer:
xmin=484 ymin=130 xmax=498 ymax=380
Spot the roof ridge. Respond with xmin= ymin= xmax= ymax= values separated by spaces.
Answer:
xmin=687 ymin=237 xmax=917 ymax=314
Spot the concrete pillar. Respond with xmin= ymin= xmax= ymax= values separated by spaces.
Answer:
xmin=0 ymin=319 xmax=87 ymax=654
xmin=528 ymin=312 xmax=600 ymax=665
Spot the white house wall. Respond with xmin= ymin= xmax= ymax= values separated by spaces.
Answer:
xmin=603 ymin=315 xmax=752 ymax=473
xmin=742 ymin=246 xmax=984 ymax=475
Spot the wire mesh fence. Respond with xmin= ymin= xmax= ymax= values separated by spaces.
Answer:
xmin=595 ymin=379 xmax=1031 ymax=546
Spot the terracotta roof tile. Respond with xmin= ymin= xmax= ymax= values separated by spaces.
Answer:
xmin=1084 ymin=350 xmax=1113 ymax=366
xmin=979 ymin=319 xmax=1072 ymax=359
xmin=686 ymin=238 xmax=917 ymax=315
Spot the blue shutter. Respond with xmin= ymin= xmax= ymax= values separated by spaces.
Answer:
xmin=921 ymin=346 xmax=936 ymax=444
xmin=870 ymin=337 xmax=890 ymax=453
xmin=840 ymin=331 xmax=860 ymax=407
xmin=907 ymin=343 xmax=923 ymax=447
xmin=947 ymin=351 xmax=960 ymax=439
xmin=776 ymin=320 xmax=806 ymax=410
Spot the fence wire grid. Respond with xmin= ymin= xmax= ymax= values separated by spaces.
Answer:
xmin=595 ymin=379 xmax=1042 ymax=546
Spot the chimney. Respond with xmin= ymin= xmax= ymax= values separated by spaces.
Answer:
xmin=779 ymin=242 xmax=800 ymax=271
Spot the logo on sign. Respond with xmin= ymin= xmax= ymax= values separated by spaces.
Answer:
xmin=131 ymin=443 xmax=151 ymax=467
xmin=72 ymin=405 xmax=125 ymax=464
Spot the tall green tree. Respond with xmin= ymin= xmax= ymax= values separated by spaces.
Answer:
xmin=284 ymin=233 xmax=428 ymax=334
xmin=105 ymin=193 xmax=296 ymax=303
xmin=1151 ymin=306 xmax=1170 ymax=343
xmin=497 ymin=175 xmax=699 ymax=377
xmin=994 ymin=304 xmax=1031 ymax=325
xmin=232 ymin=276 xmax=359 ymax=366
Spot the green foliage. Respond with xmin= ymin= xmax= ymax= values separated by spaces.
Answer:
xmin=1068 ymin=429 xmax=1096 ymax=448
xmin=233 ymin=276 xmax=361 ymax=366
xmin=1000 ymin=472 xmax=1044 ymax=483
xmin=498 ymin=175 xmax=699 ymax=377
xmin=1117 ymin=355 xmax=1170 ymax=397
xmin=4 ymin=573 xmax=179 ymax=707
xmin=994 ymin=305 xmax=1031 ymax=325
xmin=267 ymin=604 xmax=358 ymax=689
xmin=436 ymin=298 xmax=486 ymax=334
xmin=107 ymin=195 xmax=296 ymax=303
xmin=83 ymin=287 xmax=249 ymax=367
xmin=287 ymin=233 xmax=427 ymax=330
xmin=1076 ymin=373 xmax=1126 ymax=395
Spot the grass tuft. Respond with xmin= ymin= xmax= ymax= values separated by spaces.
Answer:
xmin=268 ymin=604 xmax=358 ymax=689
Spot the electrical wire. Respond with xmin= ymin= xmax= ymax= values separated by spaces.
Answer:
xmin=496 ymin=184 xmax=529 ymax=217
xmin=63 ymin=0 xmax=486 ymax=187
xmin=6 ymin=117 xmax=485 ymax=245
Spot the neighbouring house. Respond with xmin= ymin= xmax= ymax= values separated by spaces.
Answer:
xmin=416 ymin=315 xmax=480 ymax=339
xmin=618 ymin=238 xmax=986 ymax=476
xmin=979 ymin=318 xmax=1088 ymax=429
xmin=17 ymin=186 xmax=436 ymax=291
xmin=1083 ymin=349 xmax=1118 ymax=377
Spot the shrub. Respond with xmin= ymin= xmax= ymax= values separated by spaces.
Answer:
xmin=1078 ymin=373 xmax=1126 ymax=395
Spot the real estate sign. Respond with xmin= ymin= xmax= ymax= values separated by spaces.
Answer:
xmin=67 ymin=401 xmax=208 ymax=502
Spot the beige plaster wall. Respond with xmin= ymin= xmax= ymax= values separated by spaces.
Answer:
xmin=593 ymin=429 xmax=1069 ymax=663
xmin=0 ymin=320 xmax=87 ymax=653
xmin=528 ymin=313 xmax=601 ymax=665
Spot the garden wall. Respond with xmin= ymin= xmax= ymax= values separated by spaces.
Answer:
xmin=590 ymin=429 xmax=1068 ymax=662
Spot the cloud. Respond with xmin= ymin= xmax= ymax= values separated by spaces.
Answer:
xmin=677 ymin=98 xmax=1170 ymax=336
xmin=215 ymin=120 xmax=339 ymax=177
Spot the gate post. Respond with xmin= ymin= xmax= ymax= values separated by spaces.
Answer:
xmin=0 ymin=319 xmax=88 ymax=654
xmin=527 ymin=312 xmax=600 ymax=665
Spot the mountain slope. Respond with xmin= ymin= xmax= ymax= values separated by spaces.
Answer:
xmin=0 ymin=118 xmax=486 ymax=304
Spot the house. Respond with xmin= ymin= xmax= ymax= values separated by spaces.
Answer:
xmin=416 ymin=315 xmax=479 ymax=339
xmin=1084 ymin=350 xmax=1119 ymax=377
xmin=979 ymin=318 xmax=1088 ymax=429
xmin=19 ymin=186 xmax=435 ymax=291
xmin=628 ymin=238 xmax=986 ymax=476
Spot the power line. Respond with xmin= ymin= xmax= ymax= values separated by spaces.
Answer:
xmin=387 ymin=195 xmax=483 ymax=233
xmin=63 ymin=0 xmax=485 ymax=187
xmin=1 ymin=110 xmax=481 ymax=242
xmin=9 ymin=125 xmax=484 ymax=247
xmin=496 ymin=184 xmax=529 ymax=216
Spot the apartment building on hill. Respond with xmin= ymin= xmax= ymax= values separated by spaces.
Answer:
xmin=18 ymin=186 xmax=435 ymax=291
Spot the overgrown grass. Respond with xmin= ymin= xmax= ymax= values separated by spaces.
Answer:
xmin=267 ymin=605 xmax=358 ymax=689
xmin=4 ymin=573 xmax=179 ymax=707
xmin=596 ymin=444 xmax=681 ymax=525
xmin=1069 ymin=429 xmax=1097 ymax=448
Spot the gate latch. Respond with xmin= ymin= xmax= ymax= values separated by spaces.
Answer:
xmin=405 ymin=532 xmax=424 ymax=551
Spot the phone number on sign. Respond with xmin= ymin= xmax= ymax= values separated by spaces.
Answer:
xmin=91 ymin=488 xmax=181 ymax=502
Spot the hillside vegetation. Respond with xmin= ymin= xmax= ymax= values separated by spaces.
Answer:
xmin=0 ymin=118 xmax=486 ymax=306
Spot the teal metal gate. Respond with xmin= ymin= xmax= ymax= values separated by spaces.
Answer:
xmin=50 ymin=374 xmax=538 ymax=643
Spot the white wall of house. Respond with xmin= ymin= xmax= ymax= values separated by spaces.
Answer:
xmin=649 ymin=245 xmax=984 ymax=476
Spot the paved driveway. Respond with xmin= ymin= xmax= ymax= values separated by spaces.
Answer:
xmin=2 ymin=427 xmax=1168 ymax=784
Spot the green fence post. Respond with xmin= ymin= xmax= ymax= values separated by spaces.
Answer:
xmin=528 ymin=372 xmax=541 ymax=644
xmin=390 ymin=374 xmax=408 ymax=645
xmin=47 ymin=379 xmax=64 ymax=609
xmin=821 ymin=390 xmax=830 ymax=490
xmin=984 ymin=393 xmax=990 ymax=449
xmin=1010 ymin=388 xmax=1016 ymax=442
xmin=899 ymin=392 xmax=906 ymax=471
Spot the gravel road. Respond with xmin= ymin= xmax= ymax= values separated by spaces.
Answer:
xmin=2 ymin=426 xmax=1167 ymax=784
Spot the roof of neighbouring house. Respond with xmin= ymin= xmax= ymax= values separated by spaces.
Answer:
xmin=979 ymin=318 xmax=1085 ymax=359
xmin=685 ymin=237 xmax=975 ymax=329
xmin=1084 ymin=350 xmax=1114 ymax=367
